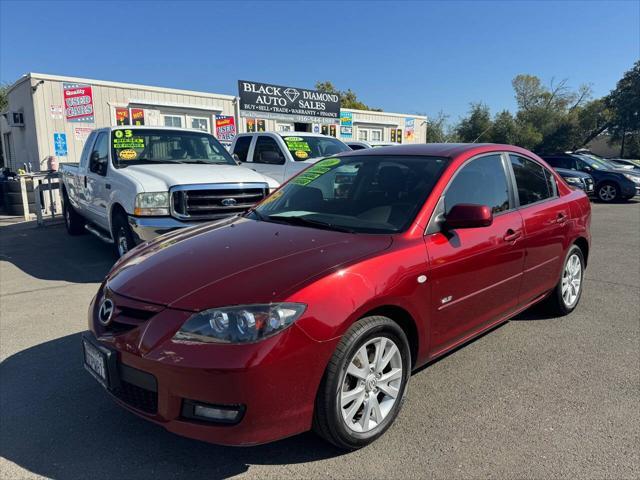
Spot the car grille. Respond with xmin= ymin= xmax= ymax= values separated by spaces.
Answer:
xmin=112 ymin=380 xmax=158 ymax=414
xmin=171 ymin=184 xmax=268 ymax=221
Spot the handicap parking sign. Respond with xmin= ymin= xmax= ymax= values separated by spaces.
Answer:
xmin=54 ymin=133 xmax=67 ymax=157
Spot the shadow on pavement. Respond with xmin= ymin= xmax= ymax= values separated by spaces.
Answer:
xmin=0 ymin=221 xmax=114 ymax=284
xmin=0 ymin=333 xmax=343 ymax=480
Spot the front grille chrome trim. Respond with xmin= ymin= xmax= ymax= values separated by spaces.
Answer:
xmin=170 ymin=183 xmax=269 ymax=221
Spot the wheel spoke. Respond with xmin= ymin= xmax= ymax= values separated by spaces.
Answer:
xmin=341 ymin=385 xmax=365 ymax=407
xmin=373 ymin=338 xmax=387 ymax=372
xmin=379 ymin=344 xmax=399 ymax=372
xmin=380 ymin=367 xmax=402 ymax=384
xmin=360 ymin=397 xmax=373 ymax=431
xmin=369 ymin=394 xmax=383 ymax=423
xmin=378 ymin=381 xmax=399 ymax=399
xmin=343 ymin=391 xmax=365 ymax=423
xmin=347 ymin=361 xmax=368 ymax=380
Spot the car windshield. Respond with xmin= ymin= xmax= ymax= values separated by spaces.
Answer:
xmin=251 ymin=155 xmax=449 ymax=234
xmin=281 ymin=135 xmax=351 ymax=161
xmin=576 ymin=154 xmax=612 ymax=170
xmin=111 ymin=129 xmax=236 ymax=168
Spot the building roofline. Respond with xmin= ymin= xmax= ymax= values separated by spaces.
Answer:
xmin=341 ymin=107 xmax=427 ymax=120
xmin=6 ymin=72 xmax=237 ymax=101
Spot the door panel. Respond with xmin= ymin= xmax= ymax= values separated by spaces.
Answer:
xmin=425 ymin=211 xmax=525 ymax=354
xmin=250 ymin=136 xmax=286 ymax=183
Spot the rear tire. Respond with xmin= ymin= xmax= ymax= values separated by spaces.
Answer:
xmin=313 ymin=316 xmax=411 ymax=450
xmin=112 ymin=212 xmax=135 ymax=258
xmin=543 ymin=245 xmax=585 ymax=316
xmin=597 ymin=182 xmax=619 ymax=202
xmin=63 ymin=198 xmax=85 ymax=235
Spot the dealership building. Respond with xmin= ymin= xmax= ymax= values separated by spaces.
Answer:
xmin=0 ymin=73 xmax=427 ymax=171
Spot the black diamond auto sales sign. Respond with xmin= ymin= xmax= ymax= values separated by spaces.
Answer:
xmin=238 ymin=80 xmax=340 ymax=124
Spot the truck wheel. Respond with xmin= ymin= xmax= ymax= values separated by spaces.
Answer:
xmin=597 ymin=182 xmax=619 ymax=202
xmin=313 ymin=316 xmax=411 ymax=450
xmin=112 ymin=213 xmax=135 ymax=258
xmin=63 ymin=198 xmax=85 ymax=235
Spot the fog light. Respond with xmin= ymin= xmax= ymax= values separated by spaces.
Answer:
xmin=182 ymin=399 xmax=244 ymax=424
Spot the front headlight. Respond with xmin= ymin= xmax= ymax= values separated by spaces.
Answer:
xmin=134 ymin=192 xmax=169 ymax=216
xmin=623 ymin=173 xmax=640 ymax=184
xmin=173 ymin=303 xmax=306 ymax=344
xmin=564 ymin=176 xmax=583 ymax=185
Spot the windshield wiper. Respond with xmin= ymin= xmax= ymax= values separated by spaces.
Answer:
xmin=266 ymin=215 xmax=356 ymax=233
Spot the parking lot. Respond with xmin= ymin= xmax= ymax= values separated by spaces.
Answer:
xmin=0 ymin=200 xmax=638 ymax=479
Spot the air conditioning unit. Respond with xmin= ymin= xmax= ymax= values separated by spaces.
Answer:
xmin=8 ymin=112 xmax=25 ymax=127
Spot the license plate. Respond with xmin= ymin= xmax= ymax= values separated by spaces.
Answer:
xmin=83 ymin=339 xmax=108 ymax=386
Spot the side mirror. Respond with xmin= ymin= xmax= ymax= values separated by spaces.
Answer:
xmin=445 ymin=204 xmax=493 ymax=229
xmin=232 ymin=153 xmax=241 ymax=165
xmin=582 ymin=165 xmax=592 ymax=172
xmin=260 ymin=150 xmax=284 ymax=164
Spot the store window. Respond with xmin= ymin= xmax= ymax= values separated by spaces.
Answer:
xmin=278 ymin=124 xmax=293 ymax=132
xmin=358 ymin=129 xmax=368 ymax=141
xmin=371 ymin=129 xmax=383 ymax=142
xmin=357 ymin=128 xmax=383 ymax=142
xmin=164 ymin=115 xmax=183 ymax=128
xmin=191 ymin=117 xmax=210 ymax=132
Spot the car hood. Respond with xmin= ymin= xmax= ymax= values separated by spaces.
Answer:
xmin=106 ymin=217 xmax=392 ymax=310
xmin=555 ymin=168 xmax=591 ymax=178
xmin=122 ymin=163 xmax=279 ymax=191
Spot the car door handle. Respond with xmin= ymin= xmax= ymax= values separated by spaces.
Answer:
xmin=503 ymin=229 xmax=522 ymax=242
xmin=83 ymin=176 xmax=87 ymax=188
xmin=556 ymin=212 xmax=568 ymax=224
xmin=105 ymin=183 xmax=111 ymax=190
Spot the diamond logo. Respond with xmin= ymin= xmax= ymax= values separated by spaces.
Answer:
xmin=284 ymin=88 xmax=300 ymax=103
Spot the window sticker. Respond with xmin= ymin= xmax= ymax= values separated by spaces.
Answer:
xmin=117 ymin=149 xmax=137 ymax=160
xmin=284 ymin=136 xmax=311 ymax=153
xmin=291 ymin=158 xmax=341 ymax=186
xmin=294 ymin=150 xmax=309 ymax=159
xmin=112 ymin=129 xmax=145 ymax=149
xmin=259 ymin=189 xmax=284 ymax=206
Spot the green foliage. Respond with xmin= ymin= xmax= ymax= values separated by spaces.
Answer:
xmin=455 ymin=103 xmax=493 ymax=142
xmin=425 ymin=111 xmax=457 ymax=143
xmin=315 ymin=81 xmax=381 ymax=111
xmin=606 ymin=61 xmax=640 ymax=157
xmin=0 ymin=82 xmax=8 ymax=112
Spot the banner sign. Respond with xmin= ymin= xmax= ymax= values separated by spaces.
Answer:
xmin=115 ymin=108 xmax=130 ymax=126
xmin=340 ymin=111 xmax=353 ymax=138
xmin=63 ymin=83 xmax=94 ymax=123
xmin=238 ymin=80 xmax=340 ymax=124
xmin=215 ymin=115 xmax=237 ymax=141
xmin=405 ymin=118 xmax=415 ymax=142
xmin=53 ymin=133 xmax=67 ymax=156
xmin=396 ymin=128 xmax=403 ymax=144
xmin=131 ymin=108 xmax=145 ymax=126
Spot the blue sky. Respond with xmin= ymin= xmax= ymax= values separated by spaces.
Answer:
xmin=1 ymin=1 xmax=638 ymax=122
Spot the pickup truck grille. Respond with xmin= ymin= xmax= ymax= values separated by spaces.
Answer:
xmin=170 ymin=183 xmax=268 ymax=221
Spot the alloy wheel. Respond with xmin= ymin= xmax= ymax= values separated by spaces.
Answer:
xmin=117 ymin=228 xmax=129 ymax=257
xmin=340 ymin=336 xmax=403 ymax=433
xmin=599 ymin=185 xmax=616 ymax=201
xmin=561 ymin=253 xmax=582 ymax=308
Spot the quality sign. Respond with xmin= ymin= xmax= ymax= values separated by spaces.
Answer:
xmin=63 ymin=82 xmax=94 ymax=123
xmin=238 ymin=80 xmax=340 ymax=124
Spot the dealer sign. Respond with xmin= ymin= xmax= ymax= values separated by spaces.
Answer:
xmin=238 ymin=80 xmax=340 ymax=124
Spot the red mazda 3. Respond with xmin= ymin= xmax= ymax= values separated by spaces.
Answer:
xmin=82 ymin=143 xmax=591 ymax=449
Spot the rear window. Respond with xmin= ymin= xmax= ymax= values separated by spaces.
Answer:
xmin=281 ymin=135 xmax=350 ymax=161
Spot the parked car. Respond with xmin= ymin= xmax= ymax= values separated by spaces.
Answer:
xmin=60 ymin=126 xmax=279 ymax=257
xmin=555 ymin=167 xmax=594 ymax=195
xmin=229 ymin=132 xmax=351 ymax=183
xmin=346 ymin=140 xmax=397 ymax=150
xmin=83 ymin=143 xmax=590 ymax=450
xmin=542 ymin=153 xmax=640 ymax=202
xmin=608 ymin=158 xmax=640 ymax=171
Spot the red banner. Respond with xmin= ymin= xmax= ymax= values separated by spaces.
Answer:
xmin=131 ymin=108 xmax=145 ymax=126
xmin=63 ymin=83 xmax=94 ymax=123
xmin=215 ymin=115 xmax=236 ymax=141
xmin=115 ymin=108 xmax=129 ymax=126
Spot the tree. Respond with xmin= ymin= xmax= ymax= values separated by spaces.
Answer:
xmin=315 ymin=81 xmax=381 ymax=111
xmin=425 ymin=110 xmax=456 ymax=143
xmin=606 ymin=61 xmax=640 ymax=157
xmin=456 ymin=103 xmax=493 ymax=143
xmin=491 ymin=110 xmax=517 ymax=144
xmin=0 ymin=82 xmax=8 ymax=112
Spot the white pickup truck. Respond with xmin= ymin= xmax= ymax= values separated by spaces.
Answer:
xmin=229 ymin=132 xmax=351 ymax=183
xmin=60 ymin=126 xmax=279 ymax=256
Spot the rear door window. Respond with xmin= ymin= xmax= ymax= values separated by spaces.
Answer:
xmin=510 ymin=155 xmax=555 ymax=206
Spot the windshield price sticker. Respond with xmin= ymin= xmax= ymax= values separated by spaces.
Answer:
xmin=284 ymin=137 xmax=311 ymax=152
xmin=117 ymin=149 xmax=138 ymax=160
xmin=294 ymin=150 xmax=309 ymax=159
xmin=113 ymin=130 xmax=145 ymax=149
xmin=292 ymin=158 xmax=341 ymax=185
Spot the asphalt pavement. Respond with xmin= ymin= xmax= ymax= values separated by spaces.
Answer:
xmin=1 ymin=200 xmax=638 ymax=479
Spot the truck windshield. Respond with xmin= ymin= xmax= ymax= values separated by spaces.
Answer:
xmin=251 ymin=155 xmax=449 ymax=234
xmin=281 ymin=135 xmax=351 ymax=161
xmin=111 ymin=129 xmax=236 ymax=168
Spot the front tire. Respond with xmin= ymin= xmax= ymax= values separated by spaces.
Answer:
xmin=112 ymin=212 xmax=136 ymax=258
xmin=544 ymin=245 xmax=585 ymax=316
xmin=313 ymin=316 xmax=411 ymax=450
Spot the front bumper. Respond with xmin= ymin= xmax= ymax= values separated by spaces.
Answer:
xmin=84 ymin=297 xmax=337 ymax=446
xmin=128 ymin=216 xmax=199 ymax=243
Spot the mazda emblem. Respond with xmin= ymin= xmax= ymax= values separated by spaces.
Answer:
xmin=98 ymin=298 xmax=115 ymax=326
xmin=221 ymin=198 xmax=237 ymax=207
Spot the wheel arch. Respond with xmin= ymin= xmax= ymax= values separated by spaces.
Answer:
xmin=109 ymin=202 xmax=128 ymax=234
xmin=574 ymin=236 xmax=589 ymax=267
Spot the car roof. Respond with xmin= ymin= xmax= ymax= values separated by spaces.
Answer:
xmin=237 ymin=131 xmax=335 ymax=138
xmin=336 ymin=143 xmax=531 ymax=159
xmin=554 ymin=167 xmax=590 ymax=177
xmin=106 ymin=125 xmax=208 ymax=134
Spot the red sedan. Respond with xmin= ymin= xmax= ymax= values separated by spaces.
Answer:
xmin=82 ymin=143 xmax=591 ymax=449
